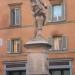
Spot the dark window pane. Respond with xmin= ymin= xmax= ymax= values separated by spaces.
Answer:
xmin=7 ymin=70 xmax=26 ymax=75
xmin=64 ymin=70 xmax=70 ymax=75
xmin=22 ymin=71 xmax=26 ymax=75
xmin=49 ymin=69 xmax=70 ymax=75
xmin=13 ymin=72 xmax=20 ymax=75
xmin=52 ymin=71 xmax=61 ymax=75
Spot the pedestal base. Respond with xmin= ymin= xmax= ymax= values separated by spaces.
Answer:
xmin=26 ymin=52 xmax=49 ymax=75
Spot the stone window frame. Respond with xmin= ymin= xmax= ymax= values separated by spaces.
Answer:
xmin=8 ymin=3 xmax=22 ymax=26
xmin=48 ymin=35 xmax=67 ymax=51
xmin=7 ymin=38 xmax=22 ymax=54
xmin=47 ymin=0 xmax=66 ymax=22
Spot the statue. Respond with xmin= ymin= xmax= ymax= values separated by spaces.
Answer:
xmin=30 ymin=0 xmax=47 ymax=37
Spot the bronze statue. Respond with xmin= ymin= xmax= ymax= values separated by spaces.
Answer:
xmin=30 ymin=0 xmax=47 ymax=37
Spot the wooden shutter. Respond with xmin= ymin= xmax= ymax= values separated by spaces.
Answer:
xmin=7 ymin=40 xmax=12 ymax=53
xmin=47 ymin=5 xmax=52 ymax=22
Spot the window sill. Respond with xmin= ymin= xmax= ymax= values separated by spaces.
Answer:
xmin=69 ymin=50 xmax=75 ymax=53
xmin=9 ymin=24 xmax=21 ymax=28
xmin=7 ymin=52 xmax=21 ymax=54
xmin=46 ymin=20 xmax=66 ymax=25
xmin=6 ymin=52 xmax=27 ymax=57
xmin=48 ymin=49 xmax=67 ymax=53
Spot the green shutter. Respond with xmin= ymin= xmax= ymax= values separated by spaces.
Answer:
xmin=47 ymin=5 xmax=52 ymax=22
xmin=52 ymin=71 xmax=61 ymax=75
xmin=7 ymin=40 xmax=12 ymax=53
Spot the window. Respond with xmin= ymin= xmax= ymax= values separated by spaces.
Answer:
xmin=52 ymin=4 xmax=63 ymax=21
xmin=49 ymin=36 xmax=67 ymax=51
xmin=48 ymin=3 xmax=65 ymax=22
xmin=10 ymin=6 xmax=21 ymax=26
xmin=7 ymin=39 xmax=21 ymax=53
xmin=49 ymin=59 xmax=71 ymax=75
xmin=4 ymin=61 xmax=26 ymax=75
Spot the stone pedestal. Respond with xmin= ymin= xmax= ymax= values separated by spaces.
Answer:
xmin=27 ymin=52 xmax=48 ymax=75
xmin=25 ymin=36 xmax=51 ymax=75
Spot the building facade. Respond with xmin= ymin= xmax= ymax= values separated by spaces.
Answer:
xmin=0 ymin=0 xmax=75 ymax=75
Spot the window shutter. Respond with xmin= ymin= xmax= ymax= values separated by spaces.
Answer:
xmin=48 ymin=36 xmax=53 ymax=51
xmin=47 ymin=5 xmax=52 ymax=22
xmin=62 ymin=4 xmax=65 ymax=20
xmin=11 ymin=9 xmax=15 ymax=25
xmin=16 ymin=39 xmax=21 ymax=53
xmin=59 ymin=37 xmax=63 ymax=50
xmin=15 ymin=8 xmax=20 ymax=25
xmin=59 ymin=36 xmax=67 ymax=50
xmin=62 ymin=36 xmax=67 ymax=50
xmin=7 ymin=40 xmax=12 ymax=53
